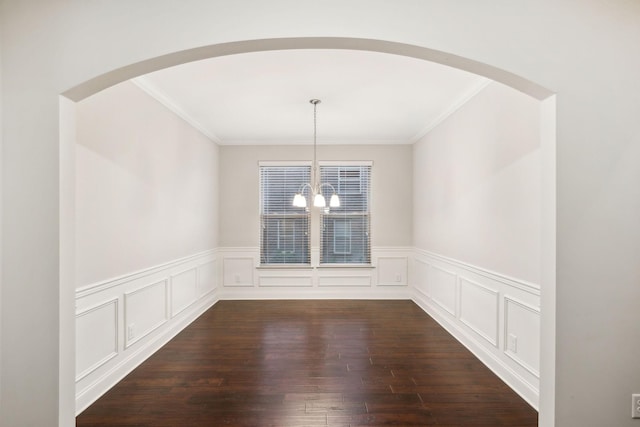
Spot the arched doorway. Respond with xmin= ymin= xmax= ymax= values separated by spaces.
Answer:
xmin=61 ymin=37 xmax=556 ymax=426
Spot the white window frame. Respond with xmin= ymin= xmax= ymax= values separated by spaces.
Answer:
xmin=319 ymin=161 xmax=372 ymax=266
xmin=259 ymin=162 xmax=312 ymax=266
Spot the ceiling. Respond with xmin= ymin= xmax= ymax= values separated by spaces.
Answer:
xmin=134 ymin=49 xmax=489 ymax=145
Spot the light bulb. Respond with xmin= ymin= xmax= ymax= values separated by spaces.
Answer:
xmin=313 ymin=193 xmax=326 ymax=207
xmin=329 ymin=194 xmax=340 ymax=208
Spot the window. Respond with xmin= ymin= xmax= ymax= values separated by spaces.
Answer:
xmin=260 ymin=165 xmax=311 ymax=265
xmin=320 ymin=164 xmax=371 ymax=264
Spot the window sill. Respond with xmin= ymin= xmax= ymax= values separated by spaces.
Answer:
xmin=257 ymin=265 xmax=314 ymax=270
xmin=317 ymin=264 xmax=374 ymax=269
xmin=257 ymin=264 xmax=374 ymax=270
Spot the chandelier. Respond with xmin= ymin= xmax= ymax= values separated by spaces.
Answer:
xmin=292 ymin=99 xmax=340 ymax=210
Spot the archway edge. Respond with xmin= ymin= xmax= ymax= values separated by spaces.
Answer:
xmin=63 ymin=37 xmax=553 ymax=102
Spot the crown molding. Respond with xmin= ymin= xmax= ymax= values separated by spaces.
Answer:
xmin=131 ymin=76 xmax=222 ymax=144
xmin=409 ymin=77 xmax=492 ymax=143
xmin=132 ymin=75 xmax=491 ymax=147
xmin=216 ymin=137 xmax=411 ymax=146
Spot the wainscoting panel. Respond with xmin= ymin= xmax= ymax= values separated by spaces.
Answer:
xmin=428 ymin=265 xmax=457 ymax=316
xmin=170 ymin=268 xmax=198 ymax=317
xmin=218 ymin=247 xmax=411 ymax=299
xmin=76 ymin=298 xmax=119 ymax=382
xmin=413 ymin=258 xmax=430 ymax=298
xmin=259 ymin=274 xmax=314 ymax=287
xmin=411 ymin=249 xmax=540 ymax=409
xmin=459 ymin=278 xmax=499 ymax=347
xmin=75 ymin=249 xmax=218 ymax=415
xmin=197 ymin=260 xmax=217 ymax=297
xmin=124 ymin=280 xmax=168 ymax=348
xmin=223 ymin=257 xmax=255 ymax=287
xmin=504 ymin=296 xmax=541 ymax=377
xmin=317 ymin=273 xmax=372 ymax=287
xmin=377 ymin=256 xmax=408 ymax=286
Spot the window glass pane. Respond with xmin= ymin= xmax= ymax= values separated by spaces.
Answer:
xmin=320 ymin=165 xmax=371 ymax=264
xmin=260 ymin=166 xmax=311 ymax=264
xmin=261 ymin=216 xmax=309 ymax=264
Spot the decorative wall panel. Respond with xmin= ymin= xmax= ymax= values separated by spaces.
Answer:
xmin=459 ymin=278 xmax=499 ymax=346
xmin=75 ymin=298 xmax=118 ymax=381
xmin=171 ymin=268 xmax=198 ymax=317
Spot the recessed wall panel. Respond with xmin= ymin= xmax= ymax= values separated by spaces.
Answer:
xmin=171 ymin=268 xmax=198 ymax=316
xmin=259 ymin=275 xmax=313 ymax=287
xmin=459 ymin=278 xmax=499 ymax=346
xmin=76 ymin=299 xmax=118 ymax=381
xmin=223 ymin=257 xmax=254 ymax=287
xmin=377 ymin=257 xmax=408 ymax=286
xmin=429 ymin=265 xmax=457 ymax=315
xmin=197 ymin=260 xmax=217 ymax=295
xmin=505 ymin=297 xmax=541 ymax=377
xmin=413 ymin=259 xmax=430 ymax=297
xmin=318 ymin=275 xmax=371 ymax=287
xmin=124 ymin=280 xmax=168 ymax=348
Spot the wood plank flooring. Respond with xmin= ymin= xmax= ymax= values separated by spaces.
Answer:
xmin=76 ymin=300 xmax=537 ymax=426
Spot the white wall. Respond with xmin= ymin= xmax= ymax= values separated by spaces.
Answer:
xmin=413 ymin=81 xmax=541 ymax=283
xmin=74 ymin=80 xmax=220 ymax=414
xmin=76 ymin=81 xmax=219 ymax=286
xmin=1 ymin=2 xmax=640 ymax=426
xmin=412 ymin=81 xmax=542 ymax=407
xmin=219 ymin=144 xmax=412 ymax=248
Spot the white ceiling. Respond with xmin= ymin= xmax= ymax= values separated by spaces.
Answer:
xmin=134 ymin=49 xmax=489 ymax=145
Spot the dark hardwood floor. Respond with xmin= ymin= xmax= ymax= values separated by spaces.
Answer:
xmin=76 ymin=300 xmax=537 ymax=426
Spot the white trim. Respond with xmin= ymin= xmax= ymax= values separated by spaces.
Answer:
xmin=223 ymin=257 xmax=255 ymax=287
xmin=429 ymin=264 xmax=457 ymax=316
xmin=317 ymin=274 xmax=372 ymax=287
xmin=318 ymin=160 xmax=374 ymax=166
xmin=76 ymin=249 xmax=217 ymax=297
xmin=123 ymin=280 xmax=169 ymax=349
xmin=131 ymin=77 xmax=221 ymax=144
xmin=75 ymin=298 xmax=119 ymax=382
xmin=258 ymin=160 xmax=312 ymax=167
xmin=414 ymin=248 xmax=539 ymax=295
xmin=258 ymin=275 xmax=314 ymax=287
xmin=218 ymin=138 xmax=408 ymax=146
xmin=376 ymin=256 xmax=408 ymax=286
xmin=316 ymin=264 xmax=374 ymax=269
xmin=458 ymin=277 xmax=500 ymax=348
xmin=169 ymin=267 xmax=199 ymax=317
xmin=409 ymin=77 xmax=492 ymax=143
xmin=504 ymin=295 xmax=541 ymax=378
xmin=412 ymin=291 xmax=539 ymax=408
xmin=75 ymin=293 xmax=218 ymax=415
xmin=411 ymin=249 xmax=541 ymax=408
xmin=196 ymin=259 xmax=218 ymax=298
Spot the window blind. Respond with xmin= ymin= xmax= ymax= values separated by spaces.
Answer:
xmin=260 ymin=165 xmax=311 ymax=265
xmin=320 ymin=165 xmax=371 ymax=264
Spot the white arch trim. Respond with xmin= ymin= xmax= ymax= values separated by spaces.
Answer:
xmin=63 ymin=37 xmax=553 ymax=102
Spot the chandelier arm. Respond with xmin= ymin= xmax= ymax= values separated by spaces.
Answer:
xmin=297 ymin=182 xmax=314 ymax=194
xmin=318 ymin=182 xmax=337 ymax=194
